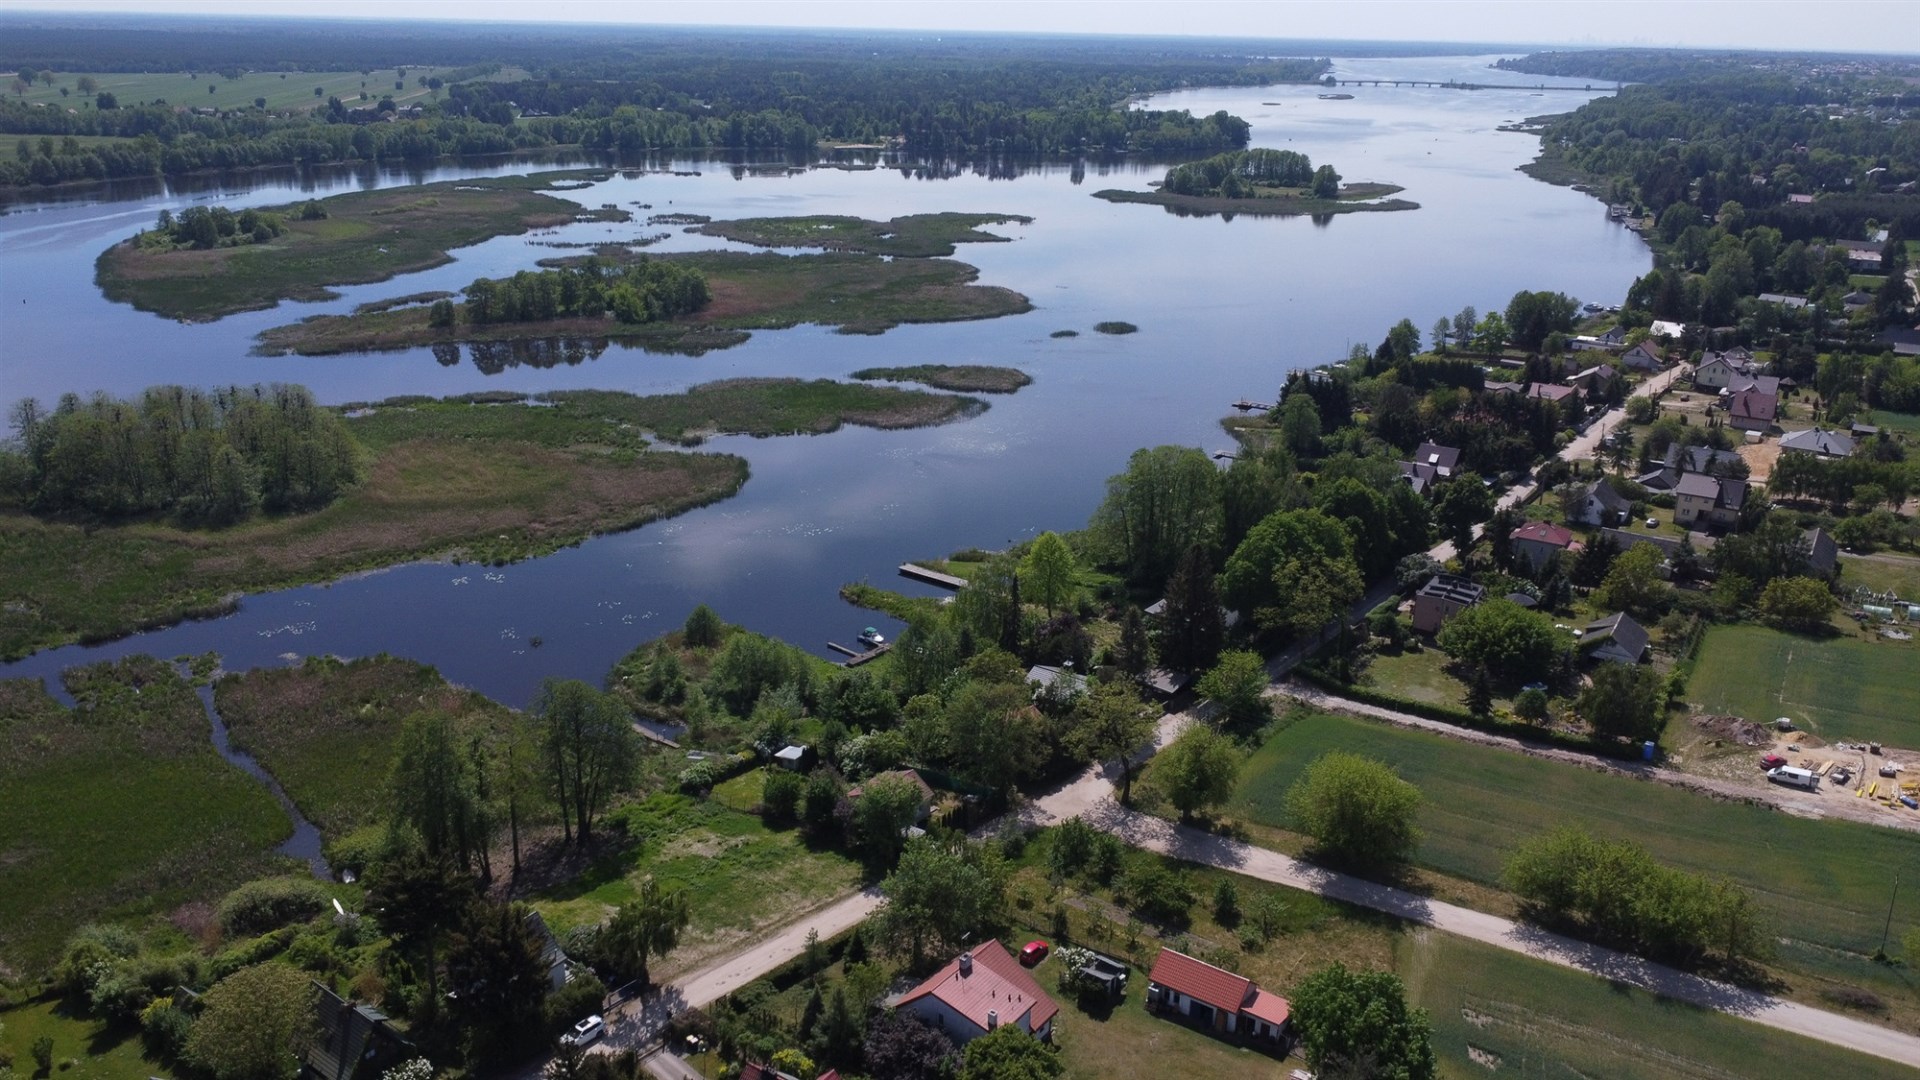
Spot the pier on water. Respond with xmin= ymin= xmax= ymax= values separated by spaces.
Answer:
xmin=898 ymin=562 xmax=967 ymax=590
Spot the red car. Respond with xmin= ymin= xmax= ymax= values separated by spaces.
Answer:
xmin=1020 ymin=940 xmax=1050 ymax=967
xmin=1760 ymin=753 xmax=1787 ymax=770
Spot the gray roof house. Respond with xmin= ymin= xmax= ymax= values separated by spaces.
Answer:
xmin=1620 ymin=342 xmax=1664 ymax=371
xmin=1804 ymin=527 xmax=1838 ymax=578
xmin=1580 ymin=612 xmax=1651 ymax=664
xmin=1568 ymin=478 xmax=1632 ymax=527
xmin=306 ymin=984 xmax=413 ymax=1080
xmin=1399 ymin=441 xmax=1461 ymax=495
xmin=1779 ymin=427 xmax=1855 ymax=459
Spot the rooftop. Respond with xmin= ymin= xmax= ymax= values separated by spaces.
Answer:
xmin=1416 ymin=573 xmax=1485 ymax=606
xmin=1148 ymin=948 xmax=1252 ymax=1016
xmin=1513 ymin=520 xmax=1574 ymax=547
xmin=896 ymin=941 xmax=1058 ymax=1036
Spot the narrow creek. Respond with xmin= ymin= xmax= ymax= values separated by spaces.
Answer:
xmin=193 ymin=683 xmax=332 ymax=880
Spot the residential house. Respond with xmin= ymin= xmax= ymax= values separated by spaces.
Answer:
xmin=1649 ymin=319 xmax=1687 ymax=339
xmin=846 ymin=769 xmax=936 ymax=822
xmin=1757 ymin=292 xmax=1810 ymax=309
xmin=1843 ymin=290 xmax=1874 ymax=312
xmin=1873 ymin=326 xmax=1920 ymax=356
xmin=1512 ymin=520 xmax=1577 ymax=572
xmin=894 ymin=942 xmax=1059 ymax=1045
xmin=1485 ymin=380 xmax=1524 ymax=395
xmin=1726 ymin=388 xmax=1777 ymax=432
xmin=1851 ymin=422 xmax=1880 ymax=439
xmin=1143 ymin=668 xmax=1192 ymax=698
xmin=1570 ymin=325 xmax=1627 ymax=351
xmin=1398 ymin=441 xmax=1462 ymax=496
xmin=1693 ymin=351 xmax=1757 ymax=389
xmin=1027 ymin=664 xmax=1088 ymax=698
xmin=1596 ymin=527 xmax=1714 ymax=576
xmin=1836 ymin=239 xmax=1883 ymax=271
xmin=1635 ymin=444 xmax=1745 ymax=492
xmin=740 ymin=1064 xmax=840 ymax=1080
xmin=1411 ymin=573 xmax=1485 ymax=635
xmin=1145 ymin=948 xmax=1291 ymax=1046
xmin=1788 ymin=193 xmax=1815 ymax=205
xmin=1804 ymin=526 xmax=1839 ymax=578
xmin=1527 ymin=382 xmax=1578 ymax=405
xmin=1580 ymin=611 xmax=1650 ymax=664
xmin=306 ymin=984 xmax=413 ymax=1080
xmin=1620 ymin=342 xmax=1664 ymax=372
xmin=523 ymin=910 xmax=572 ymax=992
xmin=1566 ymin=365 xmax=1619 ymax=394
xmin=1779 ymin=427 xmax=1855 ymax=459
xmin=1673 ymin=473 xmax=1746 ymax=530
xmin=1567 ymin=478 xmax=1632 ymax=527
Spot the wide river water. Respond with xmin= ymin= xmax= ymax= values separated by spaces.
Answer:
xmin=0 ymin=55 xmax=1651 ymax=706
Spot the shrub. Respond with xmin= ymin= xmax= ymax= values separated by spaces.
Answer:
xmin=1286 ymin=751 xmax=1421 ymax=866
xmin=141 ymin=1000 xmax=194 ymax=1061
xmin=762 ymin=767 xmax=804 ymax=821
xmin=218 ymin=877 xmax=331 ymax=937
xmin=544 ymin=971 xmax=608 ymax=1035
xmin=1119 ymin=865 xmax=1194 ymax=925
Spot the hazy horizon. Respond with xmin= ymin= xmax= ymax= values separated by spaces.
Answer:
xmin=3 ymin=0 xmax=1916 ymax=56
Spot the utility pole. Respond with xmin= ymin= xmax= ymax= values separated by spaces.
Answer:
xmin=1882 ymin=868 xmax=1902 ymax=958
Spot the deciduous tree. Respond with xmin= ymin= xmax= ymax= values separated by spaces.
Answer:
xmin=1196 ymin=650 xmax=1271 ymax=731
xmin=1578 ymin=662 xmax=1664 ymax=743
xmin=1020 ymin=531 xmax=1079 ymax=616
xmin=537 ymin=679 xmax=638 ymax=845
xmin=880 ymin=835 xmax=1008 ymax=966
xmin=1291 ymin=963 xmax=1436 ymax=1080
xmin=1155 ymin=724 xmax=1240 ymax=823
xmin=603 ymin=876 xmax=691 ymax=989
xmin=1070 ymin=680 xmax=1159 ymax=805
xmin=1286 ymin=752 xmax=1421 ymax=866
xmin=182 ymin=963 xmax=316 ymax=1080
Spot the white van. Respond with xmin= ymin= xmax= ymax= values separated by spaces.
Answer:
xmin=1768 ymin=766 xmax=1818 ymax=790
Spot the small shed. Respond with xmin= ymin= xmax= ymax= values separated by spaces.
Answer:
xmin=774 ymin=745 xmax=810 ymax=771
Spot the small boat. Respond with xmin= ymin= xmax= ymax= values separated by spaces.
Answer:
xmin=858 ymin=627 xmax=886 ymax=647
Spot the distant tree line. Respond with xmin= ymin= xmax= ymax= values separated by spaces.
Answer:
xmin=0 ymin=384 xmax=358 ymax=523
xmin=0 ymin=27 xmax=1329 ymax=185
xmin=452 ymin=258 xmax=710 ymax=327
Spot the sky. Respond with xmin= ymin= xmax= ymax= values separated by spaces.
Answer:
xmin=6 ymin=0 xmax=1916 ymax=55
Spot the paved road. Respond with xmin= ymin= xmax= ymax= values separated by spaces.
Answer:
xmin=1014 ymin=760 xmax=1920 ymax=1070
xmin=1278 ymin=681 xmax=1920 ymax=835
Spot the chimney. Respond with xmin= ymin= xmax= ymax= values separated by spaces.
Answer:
xmin=987 ymin=1009 xmax=999 ymax=1030
xmin=959 ymin=952 xmax=973 ymax=975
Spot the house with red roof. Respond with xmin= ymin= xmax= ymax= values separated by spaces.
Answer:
xmin=1511 ymin=520 xmax=1579 ymax=573
xmin=1144 ymin=948 xmax=1290 ymax=1045
xmin=893 ymin=941 xmax=1059 ymax=1045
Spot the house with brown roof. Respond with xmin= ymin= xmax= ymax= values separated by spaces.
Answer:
xmin=1145 ymin=948 xmax=1290 ymax=1045
xmin=1726 ymin=388 xmax=1777 ymax=432
xmin=1512 ymin=520 xmax=1577 ymax=572
xmin=894 ymin=941 xmax=1058 ymax=1045
xmin=1527 ymin=382 xmax=1578 ymax=404
xmin=1674 ymin=473 xmax=1746 ymax=530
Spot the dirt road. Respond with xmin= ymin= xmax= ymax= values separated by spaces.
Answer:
xmin=1016 ymin=762 xmax=1920 ymax=1070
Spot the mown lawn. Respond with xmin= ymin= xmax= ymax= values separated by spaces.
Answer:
xmin=0 ymin=996 xmax=168 ymax=1080
xmin=1402 ymin=932 xmax=1920 ymax=1080
xmin=0 ymin=658 xmax=291 ymax=974
xmin=1688 ymin=623 xmax=1920 ymax=747
xmin=533 ymin=793 xmax=863 ymax=982
xmin=1839 ymin=551 xmax=1920 ymax=603
xmin=1230 ymin=713 xmax=1920 ymax=1003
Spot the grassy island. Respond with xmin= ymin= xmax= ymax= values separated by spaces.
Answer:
xmin=1093 ymin=181 xmax=1416 ymax=217
xmin=851 ymin=364 xmax=1032 ymax=393
xmin=95 ymin=172 xmax=627 ymax=321
xmin=0 ymin=380 xmax=981 ymax=659
xmin=1095 ymin=146 xmax=1415 ymax=217
xmin=692 ymin=212 xmax=1031 ymax=256
xmin=255 ymin=248 xmax=1032 ymax=356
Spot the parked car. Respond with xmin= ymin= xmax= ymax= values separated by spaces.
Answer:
xmin=564 ymin=1015 xmax=605 ymax=1047
xmin=1760 ymin=753 xmax=1787 ymax=770
xmin=1020 ymin=941 xmax=1050 ymax=967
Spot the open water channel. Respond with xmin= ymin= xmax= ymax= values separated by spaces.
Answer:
xmin=0 ymin=55 xmax=1652 ymax=708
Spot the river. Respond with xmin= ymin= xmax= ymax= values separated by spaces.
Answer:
xmin=0 ymin=55 xmax=1650 ymax=707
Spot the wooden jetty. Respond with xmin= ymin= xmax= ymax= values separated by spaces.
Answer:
xmin=829 ymin=641 xmax=892 ymax=666
xmin=899 ymin=563 xmax=967 ymax=590
xmin=1232 ymin=399 xmax=1274 ymax=411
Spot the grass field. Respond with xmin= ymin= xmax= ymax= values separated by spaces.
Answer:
xmin=255 ymin=247 xmax=1035 ymax=356
xmin=213 ymin=655 xmax=515 ymax=840
xmin=0 ymin=996 xmax=168 ymax=1080
xmin=8 ymin=67 xmax=506 ymax=113
xmin=1402 ymin=932 xmax=1920 ymax=1080
xmin=1230 ymin=713 xmax=1920 ymax=1003
xmin=0 ymin=657 xmax=291 ymax=975
xmin=1862 ymin=409 xmax=1920 ymax=437
xmin=1839 ymin=551 xmax=1920 ymax=603
xmin=1688 ymin=624 xmax=1920 ymax=746
xmin=693 ymin=212 xmax=1032 ymax=257
xmin=98 ymin=172 xmax=626 ymax=321
xmin=533 ymin=793 xmax=863 ymax=982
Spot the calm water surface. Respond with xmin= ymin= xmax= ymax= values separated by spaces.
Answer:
xmin=0 ymin=56 xmax=1650 ymax=706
